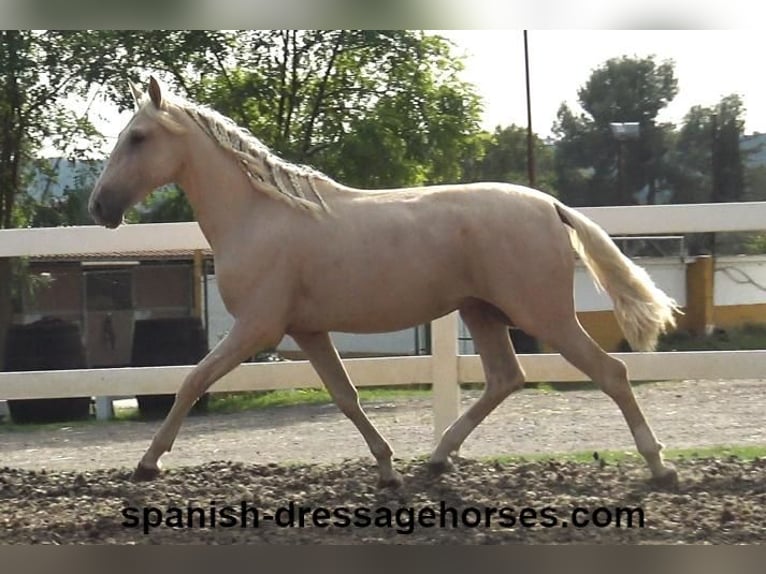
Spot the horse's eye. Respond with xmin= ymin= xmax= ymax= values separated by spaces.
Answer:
xmin=129 ymin=131 xmax=147 ymax=146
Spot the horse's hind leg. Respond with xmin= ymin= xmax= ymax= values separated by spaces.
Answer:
xmin=292 ymin=331 xmax=402 ymax=488
xmin=544 ymin=319 xmax=678 ymax=487
xmin=428 ymin=300 xmax=525 ymax=475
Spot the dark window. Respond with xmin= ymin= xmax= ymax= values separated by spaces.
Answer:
xmin=85 ymin=271 xmax=132 ymax=311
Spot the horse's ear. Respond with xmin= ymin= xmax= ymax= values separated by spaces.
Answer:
xmin=148 ymin=76 xmax=163 ymax=109
xmin=128 ymin=79 xmax=143 ymax=108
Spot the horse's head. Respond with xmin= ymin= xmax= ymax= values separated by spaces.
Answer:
xmin=89 ymin=76 xmax=187 ymax=228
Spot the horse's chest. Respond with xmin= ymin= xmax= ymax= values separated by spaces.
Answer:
xmin=213 ymin=253 xmax=292 ymax=319
xmin=213 ymin=268 xmax=246 ymax=316
xmin=213 ymin=255 xmax=268 ymax=317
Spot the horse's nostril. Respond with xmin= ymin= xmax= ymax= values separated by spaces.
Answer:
xmin=91 ymin=198 xmax=102 ymax=218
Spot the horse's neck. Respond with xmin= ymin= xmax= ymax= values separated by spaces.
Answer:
xmin=174 ymin=115 xmax=353 ymax=249
xmin=175 ymin=136 xmax=267 ymax=251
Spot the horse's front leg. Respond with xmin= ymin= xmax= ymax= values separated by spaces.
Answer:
xmin=132 ymin=320 xmax=276 ymax=480
xmin=292 ymin=331 xmax=402 ymax=488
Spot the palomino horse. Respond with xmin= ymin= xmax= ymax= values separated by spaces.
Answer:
xmin=89 ymin=77 xmax=680 ymax=488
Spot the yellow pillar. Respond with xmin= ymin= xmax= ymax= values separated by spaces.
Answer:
xmin=685 ymin=255 xmax=714 ymax=336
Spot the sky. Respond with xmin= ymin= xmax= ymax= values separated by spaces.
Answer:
xmin=437 ymin=30 xmax=765 ymax=137
xmin=79 ymin=29 xmax=765 ymax=158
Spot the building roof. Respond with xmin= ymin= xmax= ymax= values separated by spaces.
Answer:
xmin=30 ymin=248 xmax=213 ymax=264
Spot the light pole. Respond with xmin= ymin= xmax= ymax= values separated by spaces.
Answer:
xmin=524 ymin=30 xmax=535 ymax=188
xmin=609 ymin=122 xmax=640 ymax=204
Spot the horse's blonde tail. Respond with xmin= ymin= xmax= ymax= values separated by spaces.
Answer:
xmin=554 ymin=202 xmax=680 ymax=352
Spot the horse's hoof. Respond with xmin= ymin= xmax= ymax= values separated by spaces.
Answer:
xmin=132 ymin=463 xmax=161 ymax=482
xmin=377 ymin=471 xmax=404 ymax=490
xmin=649 ymin=465 xmax=679 ymax=490
xmin=426 ymin=458 xmax=455 ymax=478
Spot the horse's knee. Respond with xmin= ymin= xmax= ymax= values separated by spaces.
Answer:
xmin=487 ymin=366 xmax=525 ymax=400
xmin=174 ymin=369 xmax=210 ymax=407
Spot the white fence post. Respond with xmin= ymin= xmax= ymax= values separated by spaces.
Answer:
xmin=431 ymin=311 xmax=460 ymax=443
xmin=94 ymin=396 xmax=115 ymax=420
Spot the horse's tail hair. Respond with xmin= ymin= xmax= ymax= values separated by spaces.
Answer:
xmin=554 ymin=202 xmax=680 ymax=352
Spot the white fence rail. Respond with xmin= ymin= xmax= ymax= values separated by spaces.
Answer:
xmin=2 ymin=202 xmax=766 ymax=438
xmin=4 ymin=201 xmax=766 ymax=259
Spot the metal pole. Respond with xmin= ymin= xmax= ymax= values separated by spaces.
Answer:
xmin=524 ymin=30 xmax=536 ymax=188
xmin=617 ymin=140 xmax=624 ymax=204
xmin=192 ymin=250 xmax=204 ymax=319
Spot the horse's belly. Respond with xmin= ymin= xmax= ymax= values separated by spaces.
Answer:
xmin=289 ymin=277 xmax=465 ymax=334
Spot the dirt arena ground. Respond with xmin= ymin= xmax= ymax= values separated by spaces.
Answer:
xmin=1 ymin=379 xmax=765 ymax=544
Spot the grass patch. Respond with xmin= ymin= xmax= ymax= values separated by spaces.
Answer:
xmin=113 ymin=406 xmax=141 ymax=421
xmin=209 ymin=386 xmax=433 ymax=413
xmin=209 ymin=389 xmax=333 ymax=413
xmin=0 ymin=408 xmax=143 ymax=432
xmin=657 ymin=322 xmax=766 ymax=351
xmin=662 ymin=444 xmax=766 ymax=461
xmin=0 ymin=386 xmax=436 ymax=429
xmin=0 ymin=416 xmax=100 ymax=433
xmin=486 ymin=444 xmax=766 ymax=465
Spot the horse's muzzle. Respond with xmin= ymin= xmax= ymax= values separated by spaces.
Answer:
xmin=89 ymin=195 xmax=123 ymax=229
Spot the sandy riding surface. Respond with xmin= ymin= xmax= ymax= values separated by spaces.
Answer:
xmin=2 ymin=379 xmax=764 ymax=472
xmin=1 ymin=379 xmax=765 ymax=544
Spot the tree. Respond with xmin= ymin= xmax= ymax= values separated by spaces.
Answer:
xmin=0 ymin=30 xmax=485 ymax=359
xmin=0 ymin=32 xmax=102 ymax=229
xmin=553 ymin=55 xmax=678 ymax=207
xmin=197 ymin=31 xmax=482 ymax=189
xmin=101 ymin=30 xmax=482 ymax=221
xmin=16 ymin=159 xmax=102 ymax=227
xmin=76 ymin=30 xmax=237 ymax=111
xmin=0 ymin=31 xmax=111 ymax=369
xmin=0 ymin=31 xmax=256 ymax=366
xmin=672 ymin=95 xmax=746 ymax=203
xmin=671 ymin=94 xmax=747 ymax=253
xmin=465 ymin=125 xmax=556 ymax=195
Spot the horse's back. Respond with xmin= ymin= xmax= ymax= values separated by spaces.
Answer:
xmin=284 ymin=181 xmax=574 ymax=334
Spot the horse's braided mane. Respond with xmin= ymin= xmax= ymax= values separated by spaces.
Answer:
xmin=144 ymin=95 xmax=331 ymax=214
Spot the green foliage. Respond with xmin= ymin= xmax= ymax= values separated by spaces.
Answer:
xmin=0 ymin=31 xmax=113 ymax=229
xmin=657 ymin=323 xmax=766 ymax=351
xmin=75 ymin=30 xmax=237 ymax=110
xmin=16 ymin=159 xmax=102 ymax=227
xmin=672 ymin=94 xmax=746 ymax=205
xmin=552 ymin=55 xmax=749 ymax=220
xmin=193 ymin=31 xmax=482 ymax=189
xmin=464 ymin=125 xmax=557 ymax=195
xmin=208 ymin=386 xmax=433 ymax=413
xmin=490 ymin=445 xmax=766 ymax=465
xmin=742 ymin=232 xmax=766 ymax=254
xmin=63 ymin=30 xmax=485 ymax=220
xmin=578 ymin=56 xmax=678 ymax=126
xmin=0 ymin=31 xmax=118 ymax=369
xmin=8 ymin=259 xmax=54 ymax=314
xmin=553 ymin=55 xmax=678 ymax=207
xmin=670 ymin=94 xmax=748 ymax=254
xmin=130 ymin=185 xmax=194 ymax=223
xmin=745 ymin=165 xmax=766 ymax=202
